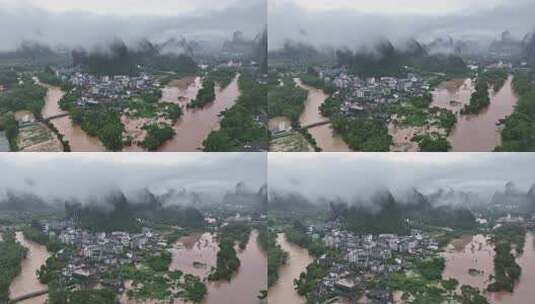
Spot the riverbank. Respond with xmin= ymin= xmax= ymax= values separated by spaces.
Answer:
xmin=296 ymin=79 xmax=352 ymax=152
xmin=432 ymin=75 xmax=518 ymax=151
xmin=169 ymin=230 xmax=266 ymax=304
xmin=442 ymin=232 xmax=535 ymax=303
xmin=9 ymin=232 xmax=50 ymax=304
xmin=157 ymin=75 xmax=240 ymax=151
xmin=268 ymin=233 xmax=312 ymax=304
xmin=38 ymin=81 xmax=105 ymax=152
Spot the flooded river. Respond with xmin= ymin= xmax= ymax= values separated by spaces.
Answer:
xmin=169 ymin=230 xmax=267 ymax=304
xmin=39 ymin=82 xmax=105 ymax=152
xmin=442 ymin=232 xmax=535 ymax=303
xmin=268 ymin=233 xmax=313 ymax=304
xmin=9 ymin=232 xmax=49 ymax=304
xmin=36 ymin=76 xmax=240 ymax=152
xmin=296 ymin=79 xmax=352 ymax=152
xmin=158 ymin=75 xmax=240 ymax=152
xmin=431 ymin=75 xmax=518 ymax=151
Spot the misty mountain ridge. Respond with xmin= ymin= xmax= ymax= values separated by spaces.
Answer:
xmin=222 ymin=182 xmax=267 ymax=213
xmin=489 ymin=181 xmax=535 ymax=214
xmin=335 ymin=38 xmax=471 ymax=77
xmin=330 ymin=188 xmax=477 ymax=234
xmin=70 ymin=38 xmax=198 ymax=76
xmin=65 ymin=189 xmax=204 ymax=233
xmin=0 ymin=189 xmax=58 ymax=213
xmin=0 ymin=28 xmax=265 ymax=74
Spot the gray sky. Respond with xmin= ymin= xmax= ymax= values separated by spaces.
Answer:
xmin=268 ymin=153 xmax=535 ymax=203
xmin=269 ymin=0 xmax=535 ymax=50
xmin=0 ymin=0 xmax=266 ymax=51
xmin=0 ymin=153 xmax=266 ymax=202
xmin=0 ymin=0 xmax=247 ymax=16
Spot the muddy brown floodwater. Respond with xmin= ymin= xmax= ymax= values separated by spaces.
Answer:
xmin=157 ymin=75 xmax=240 ymax=152
xmin=169 ymin=230 xmax=267 ymax=304
xmin=268 ymin=233 xmax=313 ymax=304
xmin=431 ymin=76 xmax=518 ymax=151
xmin=295 ymin=79 xmax=352 ymax=152
xmin=39 ymin=82 xmax=105 ymax=152
xmin=442 ymin=232 xmax=535 ymax=304
xmin=9 ymin=232 xmax=50 ymax=304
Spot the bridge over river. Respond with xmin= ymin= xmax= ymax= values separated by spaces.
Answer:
xmin=43 ymin=113 xmax=69 ymax=122
xmin=300 ymin=120 xmax=330 ymax=130
xmin=9 ymin=288 xmax=48 ymax=303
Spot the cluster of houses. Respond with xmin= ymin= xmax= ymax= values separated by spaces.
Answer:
xmin=317 ymin=68 xmax=430 ymax=115
xmin=304 ymin=221 xmax=440 ymax=304
xmin=66 ymin=72 xmax=161 ymax=107
xmin=42 ymin=220 xmax=167 ymax=291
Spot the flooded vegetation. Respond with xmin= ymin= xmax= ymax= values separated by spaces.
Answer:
xmin=9 ymin=232 xmax=50 ymax=304
xmin=442 ymin=232 xmax=535 ymax=303
xmin=33 ymin=74 xmax=243 ymax=152
xmin=432 ymin=75 xmax=518 ymax=151
xmin=39 ymin=81 xmax=105 ymax=152
xmin=296 ymin=79 xmax=351 ymax=152
xmin=158 ymin=75 xmax=240 ymax=152
xmin=170 ymin=230 xmax=266 ymax=304
xmin=268 ymin=233 xmax=312 ymax=304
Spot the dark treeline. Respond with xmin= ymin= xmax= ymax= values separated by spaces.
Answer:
xmin=268 ymin=77 xmax=307 ymax=122
xmin=336 ymin=39 xmax=468 ymax=78
xmin=257 ymin=228 xmax=288 ymax=288
xmin=203 ymin=70 xmax=267 ymax=151
xmin=269 ymin=41 xmax=330 ymax=65
xmin=462 ymin=69 xmax=508 ymax=116
xmin=479 ymin=69 xmax=508 ymax=91
xmin=37 ymin=66 xmax=63 ymax=86
xmin=300 ymin=68 xmax=336 ymax=94
xmin=487 ymin=224 xmax=526 ymax=292
xmin=0 ymin=190 xmax=57 ymax=213
xmin=141 ymin=123 xmax=175 ymax=151
xmin=498 ymin=71 xmax=535 ymax=151
xmin=0 ymin=69 xmax=18 ymax=88
xmin=65 ymin=190 xmax=204 ymax=233
xmin=331 ymin=117 xmax=392 ymax=151
xmin=0 ymin=76 xmax=47 ymax=118
xmin=208 ymin=222 xmax=255 ymax=281
xmin=0 ymin=41 xmax=68 ymax=65
xmin=0 ymin=230 xmax=28 ymax=302
xmin=72 ymin=39 xmax=198 ymax=76
xmin=0 ymin=74 xmax=48 ymax=150
xmin=462 ymin=81 xmax=490 ymax=115
xmin=189 ymin=79 xmax=216 ymax=108
xmin=206 ymin=68 xmax=237 ymax=89
xmin=69 ymin=106 xmax=124 ymax=151
xmin=330 ymin=189 xmax=477 ymax=235
xmin=268 ymin=191 xmax=326 ymax=217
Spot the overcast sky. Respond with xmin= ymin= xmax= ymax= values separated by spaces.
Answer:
xmin=0 ymin=153 xmax=266 ymax=202
xmin=0 ymin=0 xmax=247 ymax=16
xmin=269 ymin=0 xmax=535 ymax=50
xmin=0 ymin=0 xmax=266 ymax=51
xmin=268 ymin=153 xmax=535 ymax=203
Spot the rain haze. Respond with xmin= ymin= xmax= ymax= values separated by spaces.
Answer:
xmin=268 ymin=0 xmax=535 ymax=50
xmin=268 ymin=153 xmax=535 ymax=203
xmin=0 ymin=0 xmax=266 ymax=51
xmin=0 ymin=152 xmax=266 ymax=204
